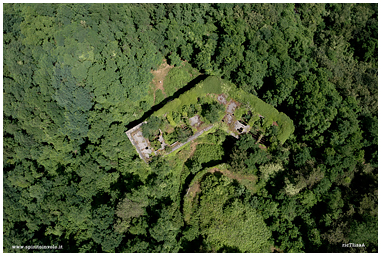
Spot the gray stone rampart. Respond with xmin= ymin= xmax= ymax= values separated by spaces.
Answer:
xmin=125 ymin=122 xmax=148 ymax=163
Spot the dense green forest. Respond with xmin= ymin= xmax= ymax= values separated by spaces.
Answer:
xmin=3 ymin=3 xmax=378 ymax=252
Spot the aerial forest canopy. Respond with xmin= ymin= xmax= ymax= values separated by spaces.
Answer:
xmin=3 ymin=3 xmax=378 ymax=253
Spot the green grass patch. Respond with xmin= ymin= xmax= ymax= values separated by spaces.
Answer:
xmin=155 ymin=89 xmax=165 ymax=104
xmin=198 ymin=76 xmax=224 ymax=95
xmin=234 ymin=106 xmax=247 ymax=120
xmin=276 ymin=112 xmax=295 ymax=143
xmin=248 ymin=113 xmax=260 ymax=127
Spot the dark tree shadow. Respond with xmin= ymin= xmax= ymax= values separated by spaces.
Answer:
xmin=217 ymin=245 xmax=241 ymax=253
xmin=125 ymin=75 xmax=208 ymax=131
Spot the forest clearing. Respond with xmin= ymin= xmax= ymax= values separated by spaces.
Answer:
xmin=150 ymin=59 xmax=172 ymax=102
xmin=126 ymin=74 xmax=294 ymax=163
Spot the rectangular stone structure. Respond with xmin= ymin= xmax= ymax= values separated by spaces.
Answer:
xmin=125 ymin=122 xmax=151 ymax=163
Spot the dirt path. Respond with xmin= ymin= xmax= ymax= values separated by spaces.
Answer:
xmin=188 ymin=141 xmax=199 ymax=159
xmin=150 ymin=59 xmax=173 ymax=101
xmin=209 ymin=168 xmax=257 ymax=182
xmin=271 ymin=246 xmax=283 ymax=253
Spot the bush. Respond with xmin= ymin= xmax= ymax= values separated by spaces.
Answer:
xmin=150 ymin=140 xmax=161 ymax=151
xmin=243 ymin=111 xmax=252 ymax=123
xmin=201 ymin=101 xmax=225 ymax=123
xmin=142 ymin=116 xmax=163 ymax=138
xmin=192 ymin=144 xmax=224 ymax=165
xmin=148 ymin=133 xmax=158 ymax=141
xmin=164 ymin=145 xmax=172 ymax=153
xmin=168 ymin=52 xmax=182 ymax=67
xmin=182 ymin=104 xmax=197 ymax=117
xmin=163 ymin=131 xmax=177 ymax=145
xmin=186 ymin=158 xmax=203 ymax=174
xmin=164 ymin=62 xmax=193 ymax=96
xmin=229 ymin=134 xmax=270 ymax=175
xmin=234 ymin=107 xmax=246 ymax=120
xmin=163 ymin=125 xmax=193 ymax=144
xmin=155 ymin=89 xmax=165 ymax=104
xmin=172 ymin=111 xmax=182 ymax=124
xmin=175 ymin=125 xmax=193 ymax=143
xmin=140 ymin=100 xmax=150 ymax=112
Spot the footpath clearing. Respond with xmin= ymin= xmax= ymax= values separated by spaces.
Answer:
xmin=150 ymin=59 xmax=173 ymax=101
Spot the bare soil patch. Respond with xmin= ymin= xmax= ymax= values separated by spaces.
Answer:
xmin=166 ymin=125 xmax=175 ymax=134
xmin=225 ymin=169 xmax=256 ymax=182
xmin=258 ymin=144 xmax=267 ymax=150
xmin=150 ymin=59 xmax=173 ymax=101
xmin=188 ymin=181 xmax=201 ymax=196
xmin=210 ymin=168 xmax=257 ymax=182
xmin=217 ymin=94 xmax=227 ymax=105
xmin=188 ymin=141 xmax=199 ymax=159
xmin=271 ymin=246 xmax=283 ymax=253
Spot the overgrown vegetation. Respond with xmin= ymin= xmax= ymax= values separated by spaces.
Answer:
xmin=141 ymin=116 xmax=162 ymax=138
xmin=186 ymin=173 xmax=272 ymax=253
xmin=164 ymin=62 xmax=200 ymax=97
xmin=200 ymin=101 xmax=225 ymax=123
xmin=153 ymin=75 xmax=294 ymax=147
xmin=4 ymin=3 xmax=377 ymax=253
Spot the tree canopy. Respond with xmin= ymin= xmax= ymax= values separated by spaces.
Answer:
xmin=3 ymin=3 xmax=377 ymax=253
